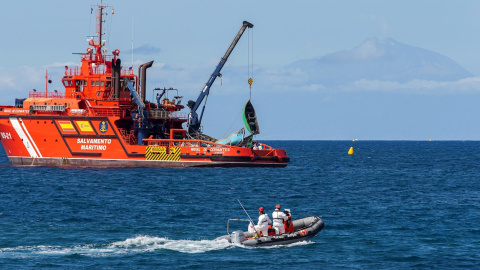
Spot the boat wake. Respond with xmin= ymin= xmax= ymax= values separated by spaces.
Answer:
xmin=0 ymin=235 xmax=314 ymax=258
xmin=108 ymin=235 xmax=233 ymax=254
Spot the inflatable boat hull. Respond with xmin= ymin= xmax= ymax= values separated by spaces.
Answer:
xmin=215 ymin=216 xmax=324 ymax=247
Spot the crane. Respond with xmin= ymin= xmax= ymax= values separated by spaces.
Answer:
xmin=187 ymin=21 xmax=254 ymax=136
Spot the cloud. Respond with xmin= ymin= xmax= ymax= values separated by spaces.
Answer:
xmin=360 ymin=14 xmax=390 ymax=36
xmin=3 ymin=61 xmax=480 ymax=140
xmin=303 ymin=83 xmax=326 ymax=92
xmin=47 ymin=61 xmax=77 ymax=68
xmin=0 ymin=75 xmax=15 ymax=88
xmin=0 ymin=66 xmax=44 ymax=89
xmin=3 ymin=57 xmax=480 ymax=106
xmin=352 ymin=77 xmax=480 ymax=95
xmin=123 ymin=44 xmax=162 ymax=55
xmin=0 ymin=65 xmax=68 ymax=104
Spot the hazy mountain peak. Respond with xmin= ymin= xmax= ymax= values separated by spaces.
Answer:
xmin=350 ymin=37 xmax=386 ymax=60
xmin=289 ymin=37 xmax=473 ymax=86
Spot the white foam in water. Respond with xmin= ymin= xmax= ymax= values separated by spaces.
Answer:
xmin=0 ymin=236 xmax=314 ymax=257
xmin=108 ymin=235 xmax=233 ymax=254
xmin=0 ymin=236 xmax=232 ymax=257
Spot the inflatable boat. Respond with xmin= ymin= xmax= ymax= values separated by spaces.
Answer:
xmin=215 ymin=216 xmax=324 ymax=247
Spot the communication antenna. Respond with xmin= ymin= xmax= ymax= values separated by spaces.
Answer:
xmin=45 ymin=69 xmax=52 ymax=95
xmin=131 ymin=17 xmax=134 ymax=70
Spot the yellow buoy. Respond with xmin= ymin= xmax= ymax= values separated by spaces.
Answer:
xmin=348 ymin=147 xmax=354 ymax=155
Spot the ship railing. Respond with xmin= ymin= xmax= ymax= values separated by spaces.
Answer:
xmin=82 ymin=54 xmax=91 ymax=61
xmin=253 ymin=142 xmax=276 ymax=157
xmin=226 ymin=219 xmax=250 ymax=235
xmin=65 ymin=66 xmax=81 ymax=76
xmin=64 ymin=66 xmax=134 ymax=76
xmin=81 ymin=54 xmax=113 ymax=64
xmin=143 ymin=136 xmax=273 ymax=151
xmin=149 ymin=110 xmax=187 ymax=120
xmin=63 ymin=63 xmax=134 ymax=76
xmin=172 ymin=112 xmax=187 ymax=120
xmin=29 ymin=91 xmax=66 ymax=99
xmin=99 ymin=97 xmax=120 ymax=101
xmin=29 ymin=104 xmax=66 ymax=112
xmin=145 ymin=138 xmax=236 ymax=149
xmin=104 ymin=55 xmax=113 ymax=62
xmin=121 ymin=68 xmax=134 ymax=75
xmin=90 ymin=108 xmax=124 ymax=117
xmin=253 ymin=142 xmax=273 ymax=150
xmin=149 ymin=109 xmax=169 ymax=119
xmin=119 ymin=128 xmax=137 ymax=145
xmin=91 ymin=65 xmax=107 ymax=74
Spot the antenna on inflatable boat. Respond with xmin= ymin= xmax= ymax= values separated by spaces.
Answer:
xmin=237 ymin=199 xmax=260 ymax=238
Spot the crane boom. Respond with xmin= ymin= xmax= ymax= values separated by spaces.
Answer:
xmin=187 ymin=21 xmax=254 ymax=135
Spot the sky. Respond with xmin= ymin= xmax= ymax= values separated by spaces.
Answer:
xmin=2 ymin=0 xmax=480 ymax=140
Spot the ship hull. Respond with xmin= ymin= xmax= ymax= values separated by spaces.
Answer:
xmin=6 ymin=156 xmax=288 ymax=168
xmin=0 ymin=113 xmax=289 ymax=168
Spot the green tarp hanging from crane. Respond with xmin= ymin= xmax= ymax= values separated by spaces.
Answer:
xmin=242 ymin=99 xmax=260 ymax=135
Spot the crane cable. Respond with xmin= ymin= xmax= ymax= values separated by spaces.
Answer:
xmin=248 ymin=27 xmax=253 ymax=99
xmin=225 ymin=27 xmax=254 ymax=138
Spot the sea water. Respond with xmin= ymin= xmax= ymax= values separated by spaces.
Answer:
xmin=0 ymin=141 xmax=479 ymax=269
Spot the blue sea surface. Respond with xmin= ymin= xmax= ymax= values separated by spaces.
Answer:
xmin=0 ymin=141 xmax=479 ymax=269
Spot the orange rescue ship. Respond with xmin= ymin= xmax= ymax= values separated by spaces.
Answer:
xmin=0 ymin=1 xmax=289 ymax=167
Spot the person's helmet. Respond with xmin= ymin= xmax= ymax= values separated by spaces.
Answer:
xmin=258 ymin=207 xmax=264 ymax=212
xmin=276 ymin=204 xmax=281 ymax=209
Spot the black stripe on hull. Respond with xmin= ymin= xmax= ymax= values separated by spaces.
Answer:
xmin=7 ymin=156 xmax=288 ymax=168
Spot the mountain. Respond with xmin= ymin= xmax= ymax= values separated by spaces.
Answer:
xmin=287 ymin=38 xmax=473 ymax=87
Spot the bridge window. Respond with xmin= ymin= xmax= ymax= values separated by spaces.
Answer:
xmin=63 ymin=80 xmax=74 ymax=86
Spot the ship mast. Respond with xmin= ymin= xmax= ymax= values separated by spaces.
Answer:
xmin=90 ymin=0 xmax=106 ymax=62
xmin=45 ymin=69 xmax=48 ymax=95
xmin=98 ymin=0 xmax=103 ymax=49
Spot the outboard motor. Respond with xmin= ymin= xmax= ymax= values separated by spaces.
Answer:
xmin=230 ymin=230 xmax=246 ymax=244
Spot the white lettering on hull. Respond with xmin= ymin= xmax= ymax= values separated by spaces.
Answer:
xmin=0 ymin=132 xmax=12 ymax=140
xmin=76 ymin=138 xmax=112 ymax=151
xmin=189 ymin=147 xmax=231 ymax=154
xmin=80 ymin=145 xmax=107 ymax=150
xmin=76 ymin=138 xmax=112 ymax=144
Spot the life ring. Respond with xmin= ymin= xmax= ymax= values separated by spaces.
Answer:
xmin=113 ymin=49 xmax=120 ymax=55
xmin=86 ymin=48 xmax=92 ymax=54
